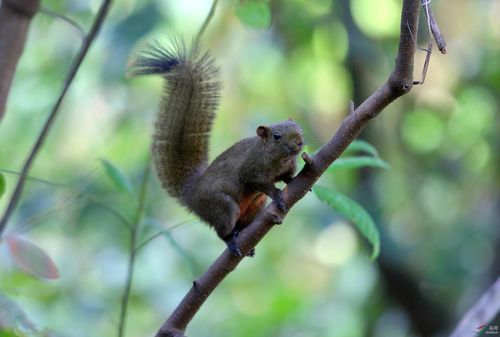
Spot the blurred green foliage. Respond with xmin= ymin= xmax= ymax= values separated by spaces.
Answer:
xmin=236 ymin=1 xmax=272 ymax=28
xmin=1 ymin=0 xmax=499 ymax=337
xmin=0 ymin=173 xmax=5 ymax=199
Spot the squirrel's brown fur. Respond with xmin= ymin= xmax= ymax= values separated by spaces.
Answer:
xmin=131 ymin=41 xmax=304 ymax=256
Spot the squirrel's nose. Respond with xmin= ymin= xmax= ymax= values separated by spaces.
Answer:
xmin=289 ymin=141 xmax=303 ymax=152
xmin=292 ymin=141 xmax=303 ymax=151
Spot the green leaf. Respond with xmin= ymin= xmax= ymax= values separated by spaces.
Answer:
xmin=6 ymin=234 xmax=60 ymax=279
xmin=328 ymin=156 xmax=390 ymax=171
xmin=313 ymin=185 xmax=380 ymax=259
xmin=0 ymin=172 xmax=5 ymax=199
xmin=236 ymin=2 xmax=271 ymax=29
xmin=345 ymin=140 xmax=379 ymax=157
xmin=99 ymin=159 xmax=134 ymax=194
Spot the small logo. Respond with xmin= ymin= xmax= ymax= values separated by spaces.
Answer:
xmin=476 ymin=323 xmax=499 ymax=335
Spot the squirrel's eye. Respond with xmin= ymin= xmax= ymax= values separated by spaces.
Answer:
xmin=273 ymin=132 xmax=281 ymax=140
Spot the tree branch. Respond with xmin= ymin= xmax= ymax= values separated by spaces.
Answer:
xmin=0 ymin=0 xmax=114 ymax=237
xmin=118 ymin=159 xmax=151 ymax=337
xmin=39 ymin=6 xmax=86 ymax=39
xmin=156 ymin=1 xmax=422 ymax=336
xmin=0 ymin=0 xmax=40 ymax=121
xmin=420 ymin=0 xmax=447 ymax=53
xmin=195 ymin=0 xmax=219 ymax=42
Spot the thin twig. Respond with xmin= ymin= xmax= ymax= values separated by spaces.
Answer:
xmin=0 ymin=0 xmax=114 ymax=237
xmin=420 ymin=0 xmax=446 ymax=53
xmin=0 ymin=168 xmax=69 ymax=188
xmin=14 ymin=198 xmax=89 ymax=234
xmin=134 ymin=230 xmax=170 ymax=254
xmin=117 ymin=159 xmax=151 ymax=337
xmin=134 ymin=220 xmax=195 ymax=254
xmin=405 ymin=19 xmax=433 ymax=85
xmin=134 ymin=220 xmax=197 ymax=278
xmin=413 ymin=41 xmax=432 ymax=85
xmin=39 ymin=6 xmax=86 ymax=39
xmin=0 ymin=167 xmax=133 ymax=230
xmin=195 ymin=0 xmax=219 ymax=42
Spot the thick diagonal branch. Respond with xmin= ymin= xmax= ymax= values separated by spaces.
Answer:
xmin=0 ymin=0 xmax=40 ymax=120
xmin=156 ymin=1 xmax=421 ymax=336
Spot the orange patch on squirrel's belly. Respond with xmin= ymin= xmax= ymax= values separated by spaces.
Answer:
xmin=239 ymin=192 xmax=267 ymax=223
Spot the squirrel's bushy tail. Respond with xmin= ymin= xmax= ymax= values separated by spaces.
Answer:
xmin=131 ymin=40 xmax=221 ymax=199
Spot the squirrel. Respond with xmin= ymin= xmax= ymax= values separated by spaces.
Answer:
xmin=131 ymin=41 xmax=304 ymax=256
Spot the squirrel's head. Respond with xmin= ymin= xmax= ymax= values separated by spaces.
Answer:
xmin=256 ymin=119 xmax=304 ymax=159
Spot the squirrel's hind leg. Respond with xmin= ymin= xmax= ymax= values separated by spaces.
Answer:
xmin=195 ymin=192 xmax=242 ymax=256
xmin=229 ymin=193 xmax=266 ymax=257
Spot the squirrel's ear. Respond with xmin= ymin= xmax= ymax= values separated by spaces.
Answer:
xmin=256 ymin=126 xmax=269 ymax=141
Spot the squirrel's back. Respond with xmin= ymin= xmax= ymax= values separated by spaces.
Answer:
xmin=131 ymin=41 xmax=221 ymax=199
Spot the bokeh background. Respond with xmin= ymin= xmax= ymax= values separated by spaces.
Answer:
xmin=0 ymin=0 xmax=499 ymax=336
